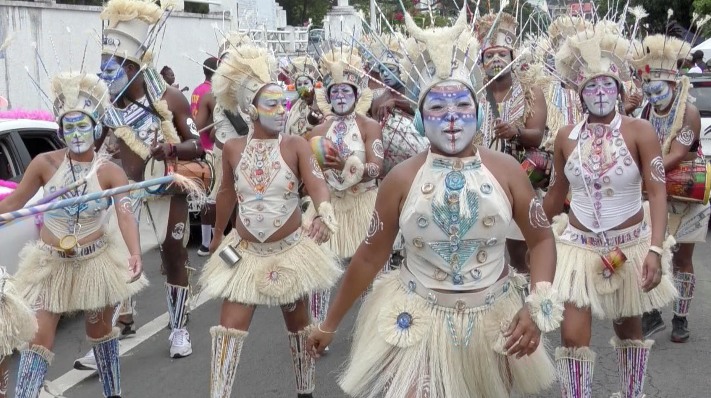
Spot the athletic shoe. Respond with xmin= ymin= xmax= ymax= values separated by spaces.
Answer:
xmin=169 ymin=328 xmax=192 ymax=358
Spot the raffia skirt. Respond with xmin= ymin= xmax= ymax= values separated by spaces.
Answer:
xmin=0 ymin=269 xmax=38 ymax=356
xmin=551 ymin=206 xmax=677 ymax=319
xmin=199 ymin=228 xmax=342 ymax=306
xmin=12 ymin=237 xmax=149 ymax=314
xmin=339 ymin=267 xmax=556 ymax=398
xmin=304 ymin=189 xmax=378 ymax=258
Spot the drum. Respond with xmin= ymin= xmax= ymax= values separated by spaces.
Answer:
xmin=381 ymin=109 xmax=429 ymax=175
xmin=520 ymin=148 xmax=553 ymax=187
xmin=143 ymin=157 xmax=215 ymax=196
xmin=666 ymin=159 xmax=711 ymax=205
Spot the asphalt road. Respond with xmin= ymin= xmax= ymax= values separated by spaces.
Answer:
xmin=4 ymin=231 xmax=711 ymax=397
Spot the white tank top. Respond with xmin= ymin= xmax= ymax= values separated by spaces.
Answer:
xmin=323 ymin=114 xmax=377 ymax=194
xmin=565 ymin=114 xmax=642 ymax=233
xmin=400 ymin=151 xmax=510 ymax=290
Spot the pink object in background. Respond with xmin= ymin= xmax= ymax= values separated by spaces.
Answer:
xmin=0 ymin=180 xmax=17 ymax=202
xmin=0 ymin=109 xmax=55 ymax=121
xmin=0 ymin=95 xmax=8 ymax=108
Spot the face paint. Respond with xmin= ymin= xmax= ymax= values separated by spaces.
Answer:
xmin=378 ymin=64 xmax=400 ymax=88
xmin=650 ymin=156 xmax=666 ymax=183
xmin=329 ymin=83 xmax=357 ymax=115
xmin=255 ymin=84 xmax=287 ymax=135
xmin=61 ymin=111 xmax=95 ymax=154
xmin=482 ymin=48 xmax=512 ymax=78
xmin=421 ymin=80 xmax=478 ymax=155
xmin=365 ymin=209 xmax=384 ymax=245
xmin=295 ymin=76 xmax=314 ymax=94
xmin=581 ymin=76 xmax=618 ymax=117
xmin=372 ymin=139 xmax=384 ymax=159
xmin=99 ymin=55 xmax=129 ymax=96
xmin=642 ymin=80 xmax=673 ymax=111
xmin=366 ymin=162 xmax=381 ymax=178
xmin=528 ymin=198 xmax=551 ymax=229
xmin=676 ymin=127 xmax=695 ymax=146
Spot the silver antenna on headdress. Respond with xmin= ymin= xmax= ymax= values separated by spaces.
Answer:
xmin=30 ymin=42 xmax=51 ymax=81
xmin=24 ymin=66 xmax=55 ymax=112
xmin=47 ymin=34 xmax=62 ymax=73
xmin=350 ymin=34 xmax=418 ymax=98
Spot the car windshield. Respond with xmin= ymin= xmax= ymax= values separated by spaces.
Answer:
xmin=690 ymin=80 xmax=711 ymax=117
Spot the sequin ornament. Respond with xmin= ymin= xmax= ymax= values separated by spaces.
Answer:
xmin=240 ymin=139 xmax=281 ymax=199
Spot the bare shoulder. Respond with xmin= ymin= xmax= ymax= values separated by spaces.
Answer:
xmin=282 ymin=134 xmax=309 ymax=152
xmin=223 ymin=136 xmax=247 ymax=155
xmin=477 ymin=146 xmax=521 ymax=172
xmin=308 ymin=119 xmax=331 ymax=138
xmin=530 ymin=85 xmax=546 ymax=100
xmin=685 ymin=101 xmax=701 ymax=120
xmin=355 ymin=113 xmax=380 ymax=130
xmin=163 ymin=86 xmax=189 ymax=108
xmin=385 ymin=151 xmax=428 ymax=188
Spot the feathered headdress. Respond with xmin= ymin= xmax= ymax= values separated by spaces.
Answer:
xmin=282 ymin=55 xmax=319 ymax=82
xmin=372 ymin=33 xmax=405 ymax=67
xmin=51 ymin=72 xmax=110 ymax=124
xmin=555 ymin=24 xmax=632 ymax=94
xmin=211 ymin=44 xmax=278 ymax=120
xmin=318 ymin=46 xmax=368 ymax=93
xmin=400 ymin=8 xmax=480 ymax=106
xmin=477 ymin=12 xmax=518 ymax=52
xmin=100 ymin=0 xmax=165 ymax=65
xmin=547 ymin=16 xmax=592 ymax=51
xmin=218 ymin=31 xmax=253 ymax=59
xmin=631 ymin=35 xmax=691 ymax=82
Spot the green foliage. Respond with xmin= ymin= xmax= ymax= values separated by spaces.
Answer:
xmin=596 ymin=0 xmax=695 ymax=37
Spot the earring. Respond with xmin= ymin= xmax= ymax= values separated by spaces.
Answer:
xmin=246 ymin=105 xmax=258 ymax=121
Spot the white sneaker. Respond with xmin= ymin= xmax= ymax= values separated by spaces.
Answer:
xmin=73 ymin=349 xmax=97 ymax=371
xmin=169 ymin=328 xmax=193 ymax=358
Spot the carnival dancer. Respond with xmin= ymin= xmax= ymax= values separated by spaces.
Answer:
xmin=475 ymin=12 xmax=548 ymax=275
xmin=283 ymin=55 xmax=321 ymax=137
xmin=0 ymin=71 xmax=147 ymax=398
xmin=0 ymin=266 xmax=37 ymax=398
xmin=542 ymin=25 xmax=678 ymax=397
xmin=97 ymin=0 xmax=203 ymax=358
xmin=307 ymin=10 xmax=561 ymax=398
xmin=632 ymin=35 xmax=707 ymax=343
xmin=200 ymin=44 xmax=342 ymax=398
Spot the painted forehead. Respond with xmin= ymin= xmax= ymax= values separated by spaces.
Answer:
xmin=63 ymin=112 xmax=92 ymax=123
xmin=425 ymin=82 xmax=474 ymax=98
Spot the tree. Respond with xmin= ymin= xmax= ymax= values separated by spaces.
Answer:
xmin=596 ymin=0 xmax=695 ymax=38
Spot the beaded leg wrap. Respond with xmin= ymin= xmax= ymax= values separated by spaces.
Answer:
xmin=14 ymin=345 xmax=54 ymax=398
xmin=209 ymin=326 xmax=247 ymax=398
xmin=0 ymin=356 xmax=9 ymax=397
xmin=166 ymin=283 xmax=190 ymax=330
xmin=309 ymin=290 xmax=330 ymax=323
xmin=610 ymin=337 xmax=653 ymax=398
xmin=288 ymin=327 xmax=315 ymax=394
xmin=555 ymin=346 xmax=596 ymax=398
xmin=673 ymin=272 xmax=696 ymax=317
xmin=90 ymin=328 xmax=121 ymax=397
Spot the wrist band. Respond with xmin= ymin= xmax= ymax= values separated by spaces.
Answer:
xmin=317 ymin=323 xmax=336 ymax=334
xmin=648 ymin=245 xmax=663 ymax=257
xmin=525 ymin=281 xmax=564 ymax=333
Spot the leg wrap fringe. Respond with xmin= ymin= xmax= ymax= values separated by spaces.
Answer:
xmin=672 ymin=272 xmax=695 ymax=317
xmin=288 ymin=327 xmax=315 ymax=394
xmin=209 ymin=326 xmax=247 ymax=398
xmin=15 ymin=345 xmax=53 ymax=398
xmin=166 ymin=283 xmax=190 ymax=330
xmin=555 ymin=346 xmax=596 ymax=398
xmin=309 ymin=290 xmax=330 ymax=324
xmin=611 ymin=337 xmax=653 ymax=398
xmin=91 ymin=328 xmax=121 ymax=398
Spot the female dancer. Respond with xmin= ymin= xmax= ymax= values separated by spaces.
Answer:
xmin=0 ymin=72 xmax=146 ymax=397
xmin=307 ymin=11 xmax=561 ymax=398
xmin=200 ymin=44 xmax=342 ymax=398
xmin=543 ymin=25 xmax=677 ymax=397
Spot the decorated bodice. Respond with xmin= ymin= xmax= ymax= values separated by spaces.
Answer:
xmin=286 ymin=98 xmax=310 ymax=137
xmin=478 ymin=79 xmax=526 ymax=153
xmin=43 ymin=155 xmax=110 ymax=240
xmin=564 ymin=114 xmax=642 ymax=233
xmin=324 ymin=114 xmax=377 ymax=194
xmin=399 ymin=151 xmax=511 ymax=291
xmin=235 ymin=136 xmax=299 ymax=242
xmin=214 ymin=103 xmax=240 ymax=145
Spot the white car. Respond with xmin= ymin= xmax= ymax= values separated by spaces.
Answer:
xmin=688 ymin=75 xmax=711 ymax=160
xmin=0 ymin=118 xmax=62 ymax=274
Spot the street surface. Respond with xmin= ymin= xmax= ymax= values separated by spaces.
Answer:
xmin=4 ymin=230 xmax=711 ymax=397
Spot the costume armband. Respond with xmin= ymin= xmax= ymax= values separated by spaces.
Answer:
xmin=317 ymin=202 xmax=338 ymax=234
xmin=525 ymin=281 xmax=564 ymax=333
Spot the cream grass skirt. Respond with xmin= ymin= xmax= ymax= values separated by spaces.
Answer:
xmin=304 ymin=189 xmax=377 ymax=258
xmin=551 ymin=212 xmax=677 ymax=320
xmin=0 ymin=270 xmax=38 ymax=356
xmin=199 ymin=229 xmax=342 ymax=306
xmin=339 ymin=270 xmax=556 ymax=398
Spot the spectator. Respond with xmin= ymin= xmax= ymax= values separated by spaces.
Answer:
xmin=688 ymin=50 xmax=705 ymax=73
xmin=161 ymin=65 xmax=189 ymax=92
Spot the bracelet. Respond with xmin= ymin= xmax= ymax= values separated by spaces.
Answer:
xmin=317 ymin=323 xmax=337 ymax=334
xmin=515 ymin=127 xmax=522 ymax=140
xmin=525 ymin=281 xmax=564 ymax=333
xmin=648 ymin=245 xmax=663 ymax=257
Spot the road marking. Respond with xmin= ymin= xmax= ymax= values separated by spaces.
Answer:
xmin=40 ymin=292 xmax=212 ymax=397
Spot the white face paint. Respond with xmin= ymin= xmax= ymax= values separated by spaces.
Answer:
xmin=328 ymin=83 xmax=357 ymax=115
xmin=295 ymin=76 xmax=313 ymax=94
xmin=255 ymin=84 xmax=287 ymax=135
xmin=421 ymin=80 xmax=478 ymax=155
xmin=99 ymin=56 xmax=130 ymax=96
xmin=61 ymin=111 xmax=95 ymax=154
xmin=378 ymin=64 xmax=400 ymax=88
xmin=581 ymin=76 xmax=619 ymax=117
xmin=642 ymin=80 xmax=674 ymax=111
xmin=482 ymin=48 xmax=512 ymax=78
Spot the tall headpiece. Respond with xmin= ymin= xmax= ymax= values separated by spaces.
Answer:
xmin=555 ymin=25 xmax=632 ymax=94
xmin=52 ymin=72 xmax=110 ymax=124
xmin=218 ymin=31 xmax=253 ymax=59
xmin=212 ymin=44 xmax=278 ymax=120
xmin=401 ymin=9 xmax=479 ymax=106
xmin=547 ymin=16 xmax=592 ymax=52
xmin=100 ymin=0 xmax=164 ymax=65
xmin=283 ymin=55 xmax=319 ymax=82
xmin=477 ymin=12 xmax=517 ymax=52
xmin=631 ymin=35 xmax=691 ymax=82
xmin=319 ymin=46 xmax=368 ymax=94
xmin=372 ymin=33 xmax=405 ymax=67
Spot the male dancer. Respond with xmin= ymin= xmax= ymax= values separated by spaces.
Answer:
xmin=633 ymin=35 xmax=707 ymax=343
